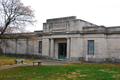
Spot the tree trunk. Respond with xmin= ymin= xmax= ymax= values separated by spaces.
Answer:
xmin=1 ymin=21 xmax=10 ymax=35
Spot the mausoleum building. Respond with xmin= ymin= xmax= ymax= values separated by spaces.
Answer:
xmin=1 ymin=16 xmax=120 ymax=63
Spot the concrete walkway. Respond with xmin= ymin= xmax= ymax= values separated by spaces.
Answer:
xmin=0 ymin=60 xmax=72 ymax=70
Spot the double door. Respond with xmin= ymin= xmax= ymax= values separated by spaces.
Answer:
xmin=58 ymin=43 xmax=67 ymax=59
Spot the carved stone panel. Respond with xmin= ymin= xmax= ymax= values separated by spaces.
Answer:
xmin=53 ymin=22 xmax=66 ymax=30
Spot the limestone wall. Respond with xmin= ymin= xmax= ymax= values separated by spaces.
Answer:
xmin=42 ymin=38 xmax=50 ymax=57
xmin=1 ymin=38 xmax=42 ymax=55
xmin=28 ymin=40 xmax=34 ymax=54
xmin=82 ymin=38 xmax=107 ymax=58
xmin=17 ymin=39 xmax=27 ymax=54
xmin=70 ymin=38 xmax=79 ymax=57
xmin=4 ymin=39 xmax=16 ymax=54
xmin=107 ymin=34 xmax=120 ymax=59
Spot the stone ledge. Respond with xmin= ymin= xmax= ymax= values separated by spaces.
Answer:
xmin=80 ymin=57 xmax=120 ymax=64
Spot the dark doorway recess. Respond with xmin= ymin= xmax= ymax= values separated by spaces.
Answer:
xmin=58 ymin=43 xmax=67 ymax=59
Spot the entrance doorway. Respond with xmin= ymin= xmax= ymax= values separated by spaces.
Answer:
xmin=58 ymin=43 xmax=67 ymax=59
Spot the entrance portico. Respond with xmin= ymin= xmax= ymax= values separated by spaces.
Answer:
xmin=50 ymin=38 xmax=70 ymax=60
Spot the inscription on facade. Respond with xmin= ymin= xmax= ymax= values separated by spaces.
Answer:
xmin=53 ymin=22 xmax=66 ymax=30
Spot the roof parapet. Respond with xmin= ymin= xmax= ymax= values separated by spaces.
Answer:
xmin=46 ymin=16 xmax=76 ymax=23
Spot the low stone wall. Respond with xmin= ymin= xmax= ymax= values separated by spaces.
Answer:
xmin=0 ymin=53 xmax=55 ymax=60
xmin=1 ymin=53 xmax=42 ymax=59
xmin=1 ymin=53 xmax=120 ymax=64
xmin=70 ymin=57 xmax=80 ymax=62
xmin=79 ymin=57 xmax=120 ymax=64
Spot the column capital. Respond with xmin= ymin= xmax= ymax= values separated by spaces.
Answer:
xmin=50 ymin=38 xmax=54 ymax=39
xmin=50 ymin=38 xmax=54 ymax=40
xmin=66 ymin=37 xmax=70 ymax=39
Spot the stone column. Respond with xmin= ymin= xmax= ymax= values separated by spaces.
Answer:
xmin=50 ymin=38 xmax=54 ymax=58
xmin=0 ymin=41 xmax=2 ymax=49
xmin=67 ymin=38 xmax=70 ymax=59
xmin=15 ymin=39 xmax=17 ymax=54
xmin=0 ymin=41 xmax=3 ymax=55
xmin=26 ymin=38 xmax=28 ymax=54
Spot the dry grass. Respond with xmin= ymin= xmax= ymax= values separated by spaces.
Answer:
xmin=0 ymin=56 xmax=38 ymax=67
xmin=0 ymin=60 xmax=14 ymax=67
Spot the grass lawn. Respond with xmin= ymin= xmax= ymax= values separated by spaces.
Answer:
xmin=0 ymin=56 xmax=38 ymax=67
xmin=0 ymin=63 xmax=120 ymax=80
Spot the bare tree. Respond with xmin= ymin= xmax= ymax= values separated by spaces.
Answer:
xmin=0 ymin=0 xmax=35 ymax=35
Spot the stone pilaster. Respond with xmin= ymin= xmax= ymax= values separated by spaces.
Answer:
xmin=67 ymin=38 xmax=70 ymax=59
xmin=50 ymin=38 xmax=54 ymax=58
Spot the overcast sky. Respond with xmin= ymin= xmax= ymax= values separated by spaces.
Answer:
xmin=21 ymin=0 xmax=120 ymax=32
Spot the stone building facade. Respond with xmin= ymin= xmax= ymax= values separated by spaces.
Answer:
xmin=1 ymin=16 xmax=120 ymax=63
